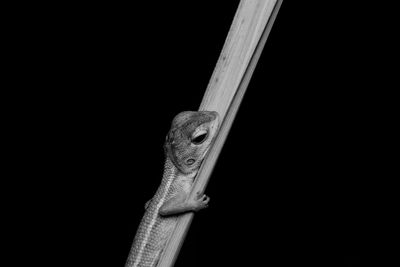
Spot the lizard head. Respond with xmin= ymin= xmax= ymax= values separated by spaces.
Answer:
xmin=165 ymin=111 xmax=219 ymax=174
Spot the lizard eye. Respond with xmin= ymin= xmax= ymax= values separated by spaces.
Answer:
xmin=191 ymin=132 xmax=208 ymax=145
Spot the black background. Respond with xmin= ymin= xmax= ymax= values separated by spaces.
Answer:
xmin=8 ymin=1 xmax=395 ymax=266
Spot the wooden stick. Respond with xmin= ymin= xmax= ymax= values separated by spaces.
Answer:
xmin=157 ymin=1 xmax=283 ymax=266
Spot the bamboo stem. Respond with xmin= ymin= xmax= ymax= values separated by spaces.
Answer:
xmin=157 ymin=1 xmax=283 ymax=266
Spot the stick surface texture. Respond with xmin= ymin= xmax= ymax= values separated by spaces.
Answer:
xmin=157 ymin=0 xmax=283 ymax=266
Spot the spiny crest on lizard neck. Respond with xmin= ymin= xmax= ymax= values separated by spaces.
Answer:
xmin=164 ymin=111 xmax=219 ymax=174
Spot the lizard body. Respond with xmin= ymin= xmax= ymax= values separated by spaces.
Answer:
xmin=125 ymin=111 xmax=219 ymax=267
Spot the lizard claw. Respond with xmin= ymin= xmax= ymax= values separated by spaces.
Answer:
xmin=192 ymin=194 xmax=210 ymax=211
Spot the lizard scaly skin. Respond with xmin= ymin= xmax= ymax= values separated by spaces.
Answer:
xmin=125 ymin=111 xmax=219 ymax=267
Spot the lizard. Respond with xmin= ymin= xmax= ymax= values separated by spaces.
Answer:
xmin=125 ymin=110 xmax=219 ymax=267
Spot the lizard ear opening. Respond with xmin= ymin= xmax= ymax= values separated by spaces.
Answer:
xmin=186 ymin=158 xmax=196 ymax=165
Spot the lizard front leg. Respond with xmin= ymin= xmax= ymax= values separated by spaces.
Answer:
xmin=159 ymin=191 xmax=210 ymax=217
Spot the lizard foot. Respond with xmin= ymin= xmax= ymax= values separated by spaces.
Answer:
xmin=191 ymin=192 xmax=210 ymax=211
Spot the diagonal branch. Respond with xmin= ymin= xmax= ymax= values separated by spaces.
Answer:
xmin=157 ymin=1 xmax=283 ymax=266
